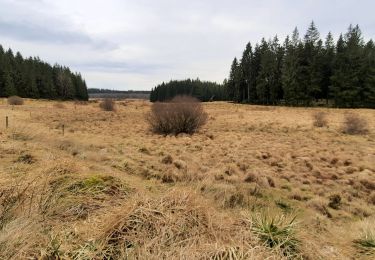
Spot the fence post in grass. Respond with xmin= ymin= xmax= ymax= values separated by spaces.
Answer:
xmin=62 ymin=124 xmax=65 ymax=136
xmin=5 ymin=116 xmax=8 ymax=128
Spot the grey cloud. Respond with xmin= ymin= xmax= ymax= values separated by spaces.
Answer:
xmin=0 ymin=19 xmax=117 ymax=50
xmin=72 ymin=60 xmax=170 ymax=74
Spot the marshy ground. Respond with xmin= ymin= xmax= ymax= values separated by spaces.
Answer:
xmin=0 ymin=99 xmax=374 ymax=259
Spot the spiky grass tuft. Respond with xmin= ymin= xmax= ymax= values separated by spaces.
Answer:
xmin=251 ymin=212 xmax=300 ymax=257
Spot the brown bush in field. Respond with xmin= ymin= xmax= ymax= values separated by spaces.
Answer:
xmin=53 ymin=102 xmax=66 ymax=109
xmin=99 ymin=98 xmax=116 ymax=111
xmin=342 ymin=114 xmax=369 ymax=135
xmin=7 ymin=96 xmax=24 ymax=105
xmin=147 ymin=95 xmax=207 ymax=135
xmin=312 ymin=111 xmax=328 ymax=127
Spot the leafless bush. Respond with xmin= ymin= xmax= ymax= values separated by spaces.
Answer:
xmin=342 ymin=114 xmax=369 ymax=135
xmin=99 ymin=98 xmax=116 ymax=111
xmin=7 ymin=96 xmax=24 ymax=105
xmin=312 ymin=111 xmax=328 ymax=127
xmin=147 ymin=95 xmax=207 ymax=135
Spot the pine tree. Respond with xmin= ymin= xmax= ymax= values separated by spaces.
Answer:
xmin=240 ymin=43 xmax=253 ymax=102
xmin=321 ymin=32 xmax=335 ymax=103
xmin=303 ymin=21 xmax=323 ymax=103
xmin=227 ymin=58 xmax=238 ymax=101
xmin=282 ymin=34 xmax=300 ymax=105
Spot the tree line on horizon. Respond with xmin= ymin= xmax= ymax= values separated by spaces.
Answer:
xmin=0 ymin=44 xmax=88 ymax=100
xmin=226 ymin=22 xmax=375 ymax=108
xmin=88 ymin=88 xmax=150 ymax=94
xmin=150 ymin=79 xmax=227 ymax=102
xmin=150 ymin=22 xmax=375 ymax=108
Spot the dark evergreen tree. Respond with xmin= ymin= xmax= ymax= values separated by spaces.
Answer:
xmin=240 ymin=43 xmax=253 ymax=102
xmin=282 ymin=31 xmax=300 ymax=105
xmin=321 ymin=32 xmax=335 ymax=103
xmin=303 ymin=21 xmax=323 ymax=103
xmin=226 ymin=58 xmax=239 ymax=101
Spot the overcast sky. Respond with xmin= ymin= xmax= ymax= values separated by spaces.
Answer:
xmin=0 ymin=0 xmax=374 ymax=90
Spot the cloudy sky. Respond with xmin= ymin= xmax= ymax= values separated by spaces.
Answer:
xmin=0 ymin=0 xmax=374 ymax=90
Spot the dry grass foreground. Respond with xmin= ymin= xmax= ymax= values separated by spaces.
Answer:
xmin=0 ymin=98 xmax=374 ymax=259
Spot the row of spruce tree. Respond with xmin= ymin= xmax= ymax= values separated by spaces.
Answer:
xmin=226 ymin=22 xmax=375 ymax=108
xmin=0 ymin=44 xmax=88 ymax=100
xmin=150 ymin=79 xmax=227 ymax=102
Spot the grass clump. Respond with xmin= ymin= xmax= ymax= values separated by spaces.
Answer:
xmin=312 ymin=111 xmax=328 ymax=127
xmin=67 ymin=175 xmax=127 ymax=196
xmin=353 ymin=225 xmax=375 ymax=255
xmin=42 ymin=175 xmax=130 ymax=220
xmin=99 ymin=98 xmax=116 ymax=111
xmin=328 ymin=194 xmax=341 ymax=210
xmin=15 ymin=153 xmax=36 ymax=164
xmin=99 ymin=191 xmax=212 ymax=258
xmin=147 ymin=95 xmax=207 ymax=135
xmin=251 ymin=212 xmax=300 ymax=257
xmin=342 ymin=113 xmax=369 ymax=135
xmin=7 ymin=96 xmax=24 ymax=105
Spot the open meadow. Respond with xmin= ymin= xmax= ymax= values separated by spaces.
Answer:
xmin=0 ymin=99 xmax=374 ymax=259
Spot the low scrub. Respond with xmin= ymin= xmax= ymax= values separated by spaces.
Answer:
xmin=99 ymin=98 xmax=116 ymax=111
xmin=147 ymin=95 xmax=207 ymax=135
xmin=342 ymin=114 xmax=369 ymax=135
xmin=7 ymin=96 xmax=24 ymax=105
xmin=312 ymin=111 xmax=328 ymax=127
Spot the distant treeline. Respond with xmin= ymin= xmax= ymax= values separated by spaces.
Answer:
xmin=88 ymin=88 xmax=150 ymax=94
xmin=150 ymin=79 xmax=227 ymax=102
xmin=226 ymin=22 xmax=375 ymax=108
xmin=0 ymin=44 xmax=88 ymax=100
xmin=88 ymin=88 xmax=150 ymax=99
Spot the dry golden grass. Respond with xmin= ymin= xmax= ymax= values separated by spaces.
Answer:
xmin=0 ymin=99 xmax=374 ymax=259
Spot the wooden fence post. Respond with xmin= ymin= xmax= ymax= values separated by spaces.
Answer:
xmin=6 ymin=116 xmax=8 ymax=128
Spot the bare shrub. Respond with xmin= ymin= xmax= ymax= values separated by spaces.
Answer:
xmin=342 ymin=114 xmax=369 ymax=135
xmin=147 ymin=95 xmax=207 ymax=135
xmin=7 ymin=96 xmax=24 ymax=105
xmin=99 ymin=98 xmax=116 ymax=111
xmin=312 ymin=111 xmax=328 ymax=127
